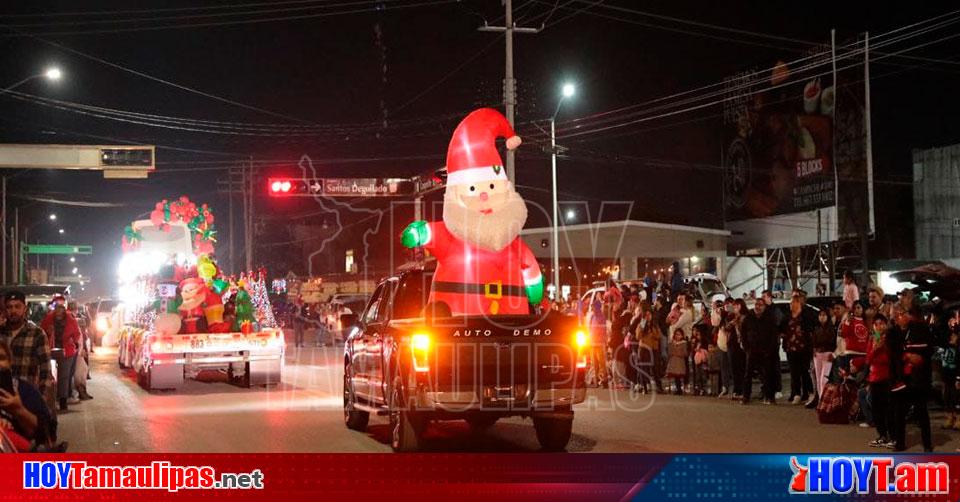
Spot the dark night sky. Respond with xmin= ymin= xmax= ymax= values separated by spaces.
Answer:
xmin=1 ymin=0 xmax=958 ymax=299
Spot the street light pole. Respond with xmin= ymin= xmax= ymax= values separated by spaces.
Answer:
xmin=1 ymin=67 xmax=62 ymax=284
xmin=550 ymin=116 xmax=560 ymax=296
xmin=549 ymin=83 xmax=575 ymax=299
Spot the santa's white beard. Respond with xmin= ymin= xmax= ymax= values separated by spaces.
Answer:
xmin=443 ymin=187 xmax=528 ymax=252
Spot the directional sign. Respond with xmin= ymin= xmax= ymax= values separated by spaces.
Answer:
xmin=267 ymin=177 xmax=415 ymax=197
xmin=21 ymin=244 xmax=93 ymax=255
xmin=323 ymin=178 xmax=411 ymax=197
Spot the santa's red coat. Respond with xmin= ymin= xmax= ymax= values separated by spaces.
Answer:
xmin=422 ymin=221 xmax=542 ymax=316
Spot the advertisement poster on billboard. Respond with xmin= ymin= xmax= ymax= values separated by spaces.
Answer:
xmin=722 ymin=48 xmax=836 ymax=221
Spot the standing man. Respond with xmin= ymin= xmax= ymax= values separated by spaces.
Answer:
xmin=40 ymin=295 xmax=81 ymax=412
xmin=742 ymin=300 xmax=779 ymax=405
xmin=0 ymin=291 xmax=53 ymax=409
xmin=292 ymin=297 xmax=306 ymax=348
xmin=888 ymin=305 xmax=934 ymax=452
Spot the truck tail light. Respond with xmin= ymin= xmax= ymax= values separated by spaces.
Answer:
xmin=411 ymin=333 xmax=430 ymax=372
xmin=574 ymin=329 xmax=588 ymax=369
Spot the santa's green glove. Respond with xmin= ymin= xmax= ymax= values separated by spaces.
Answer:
xmin=525 ymin=276 xmax=544 ymax=305
xmin=401 ymin=220 xmax=430 ymax=248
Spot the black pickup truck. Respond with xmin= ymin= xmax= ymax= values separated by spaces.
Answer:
xmin=342 ymin=265 xmax=588 ymax=451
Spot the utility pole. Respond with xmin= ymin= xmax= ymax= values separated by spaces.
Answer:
xmin=862 ymin=32 xmax=874 ymax=287
xmin=478 ymin=0 xmax=540 ymax=183
xmin=228 ymin=166 xmax=234 ymax=275
xmin=2 ymin=176 xmax=5 ymax=284
xmin=245 ymin=158 xmax=254 ymax=272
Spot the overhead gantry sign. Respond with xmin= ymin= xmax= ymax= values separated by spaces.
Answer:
xmin=0 ymin=144 xmax=155 ymax=179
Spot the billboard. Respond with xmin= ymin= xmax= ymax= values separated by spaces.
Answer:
xmin=724 ymin=37 xmax=872 ymax=249
xmin=722 ymin=47 xmax=836 ymax=221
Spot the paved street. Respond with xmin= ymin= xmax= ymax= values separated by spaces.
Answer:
xmin=59 ymin=341 xmax=960 ymax=454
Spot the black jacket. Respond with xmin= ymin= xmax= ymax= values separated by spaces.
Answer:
xmin=812 ymin=323 xmax=837 ymax=353
xmin=741 ymin=310 xmax=778 ymax=354
xmin=888 ymin=321 xmax=935 ymax=388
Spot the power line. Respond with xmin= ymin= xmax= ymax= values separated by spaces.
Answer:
xmin=2 ymin=0 xmax=409 ymax=28
xmin=548 ymin=17 xmax=960 ymax=140
xmin=1 ymin=25 xmax=317 ymax=125
xmin=1 ymin=0 xmax=458 ymax=36
xmin=391 ymin=35 xmax=504 ymax=115
xmin=0 ymin=0 xmax=363 ymax=18
xmin=4 ymin=89 xmax=463 ymax=134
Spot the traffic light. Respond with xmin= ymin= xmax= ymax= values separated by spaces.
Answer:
xmin=267 ymin=178 xmax=310 ymax=196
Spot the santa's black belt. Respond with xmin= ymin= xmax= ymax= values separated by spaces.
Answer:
xmin=432 ymin=281 xmax=525 ymax=299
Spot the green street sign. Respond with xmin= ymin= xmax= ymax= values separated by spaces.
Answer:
xmin=20 ymin=244 xmax=93 ymax=255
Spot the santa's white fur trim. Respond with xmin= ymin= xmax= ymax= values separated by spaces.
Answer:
xmin=446 ymin=165 xmax=509 ymax=186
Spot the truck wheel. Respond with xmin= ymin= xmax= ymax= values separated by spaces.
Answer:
xmin=466 ymin=414 xmax=499 ymax=433
xmin=533 ymin=413 xmax=573 ymax=452
xmin=389 ymin=374 xmax=423 ymax=452
xmin=343 ymin=368 xmax=369 ymax=431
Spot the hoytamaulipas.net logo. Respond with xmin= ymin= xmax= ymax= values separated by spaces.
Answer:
xmin=23 ymin=461 xmax=264 ymax=492
xmin=789 ymin=456 xmax=948 ymax=495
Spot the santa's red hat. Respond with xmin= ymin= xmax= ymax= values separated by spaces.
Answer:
xmin=445 ymin=108 xmax=521 ymax=186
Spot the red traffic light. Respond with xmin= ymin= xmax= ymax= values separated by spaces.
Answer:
xmin=268 ymin=178 xmax=296 ymax=196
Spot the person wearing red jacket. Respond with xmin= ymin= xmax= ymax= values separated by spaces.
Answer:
xmin=40 ymin=296 xmax=81 ymax=411
xmin=840 ymin=302 xmax=870 ymax=375
xmin=864 ymin=314 xmax=893 ymax=449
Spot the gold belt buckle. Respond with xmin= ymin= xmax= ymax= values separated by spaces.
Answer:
xmin=484 ymin=281 xmax=503 ymax=299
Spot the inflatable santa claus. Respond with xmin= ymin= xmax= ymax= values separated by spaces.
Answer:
xmin=401 ymin=108 xmax=544 ymax=316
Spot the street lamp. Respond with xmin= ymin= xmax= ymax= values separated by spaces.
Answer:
xmin=49 ymin=214 xmax=57 ymax=221
xmin=58 ymin=228 xmax=64 ymax=234
xmin=2 ymin=66 xmax=64 ymax=93
xmin=2 ymin=69 xmax=64 ymax=283
xmin=550 ymin=82 xmax=576 ymax=295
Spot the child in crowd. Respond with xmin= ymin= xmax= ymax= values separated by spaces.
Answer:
xmin=666 ymin=329 xmax=688 ymax=395
xmin=692 ymin=325 xmax=710 ymax=395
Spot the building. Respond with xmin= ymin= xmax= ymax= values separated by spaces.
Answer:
xmin=914 ymin=143 xmax=960 ymax=260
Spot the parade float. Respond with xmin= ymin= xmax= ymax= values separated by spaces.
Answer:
xmin=115 ymin=197 xmax=283 ymax=390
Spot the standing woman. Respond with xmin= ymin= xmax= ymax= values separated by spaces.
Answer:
xmin=783 ymin=297 xmax=814 ymax=405
xmin=810 ymin=309 xmax=836 ymax=407
xmin=726 ymin=299 xmax=749 ymax=399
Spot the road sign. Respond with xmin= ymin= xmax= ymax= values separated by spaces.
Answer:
xmin=266 ymin=177 xmax=415 ymax=197
xmin=21 ymin=244 xmax=93 ymax=255
xmin=323 ymin=178 xmax=412 ymax=197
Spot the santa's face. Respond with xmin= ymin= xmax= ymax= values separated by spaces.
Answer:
xmin=443 ymin=180 xmax=527 ymax=252
xmin=180 ymin=281 xmax=205 ymax=310
xmin=451 ymin=179 xmax=512 ymax=215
